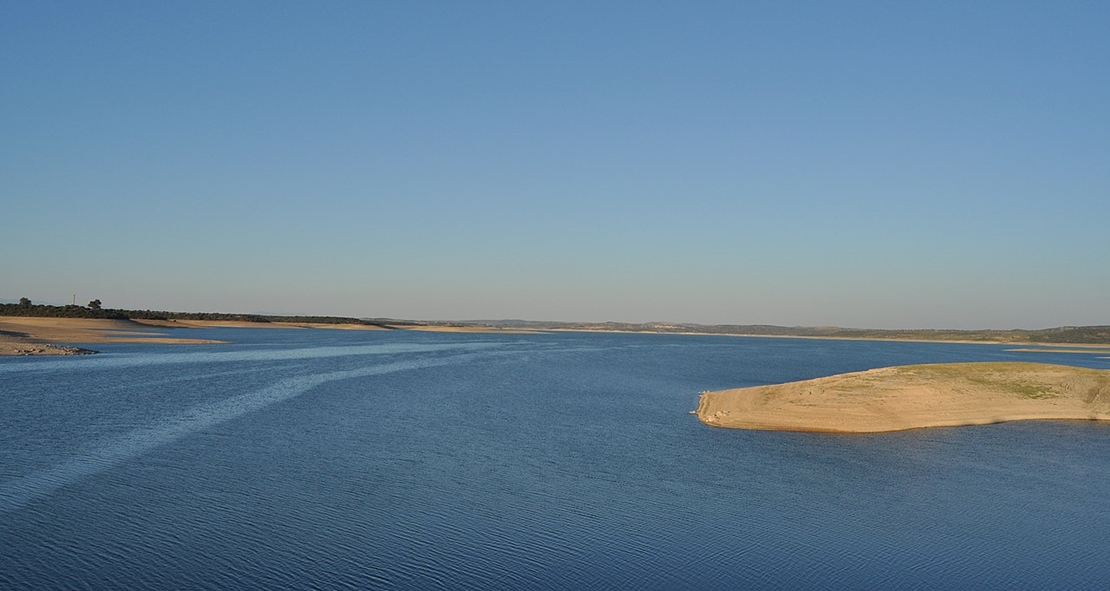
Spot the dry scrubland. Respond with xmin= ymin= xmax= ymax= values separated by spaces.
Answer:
xmin=698 ymin=362 xmax=1110 ymax=433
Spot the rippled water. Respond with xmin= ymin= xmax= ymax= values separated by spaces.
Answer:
xmin=2 ymin=330 xmax=1109 ymax=589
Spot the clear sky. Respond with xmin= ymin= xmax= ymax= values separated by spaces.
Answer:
xmin=2 ymin=1 xmax=1107 ymax=328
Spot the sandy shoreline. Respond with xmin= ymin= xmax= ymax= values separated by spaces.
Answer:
xmin=697 ymin=362 xmax=1110 ymax=433
xmin=0 ymin=317 xmax=231 ymax=355
xmin=136 ymin=319 xmax=538 ymax=334
xmin=0 ymin=317 xmax=534 ymax=355
xmin=136 ymin=319 xmax=392 ymax=331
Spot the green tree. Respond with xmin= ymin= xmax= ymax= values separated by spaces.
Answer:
xmin=88 ymin=299 xmax=102 ymax=310
xmin=19 ymin=297 xmax=31 ymax=307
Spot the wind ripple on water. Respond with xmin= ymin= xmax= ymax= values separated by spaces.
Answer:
xmin=0 ymin=351 xmax=494 ymax=516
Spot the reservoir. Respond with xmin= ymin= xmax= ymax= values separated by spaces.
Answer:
xmin=2 ymin=330 xmax=1109 ymax=589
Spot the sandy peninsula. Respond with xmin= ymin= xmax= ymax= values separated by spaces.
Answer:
xmin=0 ymin=317 xmax=227 ymax=355
xmin=697 ymin=362 xmax=1110 ymax=433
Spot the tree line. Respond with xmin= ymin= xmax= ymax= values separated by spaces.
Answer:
xmin=1 ymin=299 xmax=393 ymax=327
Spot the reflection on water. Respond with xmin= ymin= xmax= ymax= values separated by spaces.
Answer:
xmin=2 ymin=330 xmax=1109 ymax=589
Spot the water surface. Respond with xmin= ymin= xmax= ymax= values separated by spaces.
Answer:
xmin=2 ymin=330 xmax=1108 ymax=589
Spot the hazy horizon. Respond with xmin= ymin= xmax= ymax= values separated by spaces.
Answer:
xmin=3 ymin=2 xmax=1107 ymax=330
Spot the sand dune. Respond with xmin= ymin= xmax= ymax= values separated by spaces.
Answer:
xmin=697 ymin=362 xmax=1110 ymax=433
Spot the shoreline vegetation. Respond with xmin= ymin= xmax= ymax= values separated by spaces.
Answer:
xmin=1 ymin=302 xmax=1108 ymax=356
xmin=697 ymin=362 xmax=1110 ymax=433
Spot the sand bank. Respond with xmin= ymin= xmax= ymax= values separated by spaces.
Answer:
xmin=136 ymin=319 xmax=390 ymax=331
xmin=697 ymin=362 xmax=1110 ymax=433
xmin=0 ymin=317 xmax=416 ymax=356
xmin=0 ymin=316 xmax=537 ymax=356
xmin=0 ymin=317 xmax=226 ymax=355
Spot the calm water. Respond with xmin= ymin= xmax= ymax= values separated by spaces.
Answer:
xmin=2 ymin=330 xmax=1109 ymax=590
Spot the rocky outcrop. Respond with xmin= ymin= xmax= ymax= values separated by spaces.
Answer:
xmin=1 ymin=343 xmax=98 ymax=356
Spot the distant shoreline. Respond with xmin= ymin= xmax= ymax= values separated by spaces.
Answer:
xmin=2 ymin=307 xmax=1108 ymax=356
xmin=543 ymin=324 xmax=1110 ymax=346
xmin=3 ymin=303 xmax=1108 ymax=345
xmin=550 ymin=327 xmax=1110 ymax=350
xmin=697 ymin=362 xmax=1110 ymax=434
xmin=0 ymin=316 xmax=535 ymax=355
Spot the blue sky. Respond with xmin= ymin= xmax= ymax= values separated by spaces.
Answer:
xmin=2 ymin=1 xmax=1107 ymax=328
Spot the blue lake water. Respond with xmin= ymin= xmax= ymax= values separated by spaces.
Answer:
xmin=2 ymin=329 xmax=1109 ymax=589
